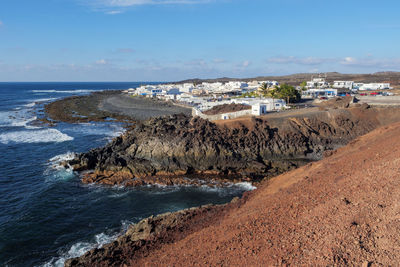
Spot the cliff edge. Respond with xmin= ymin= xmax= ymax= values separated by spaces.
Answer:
xmin=68 ymin=120 xmax=400 ymax=266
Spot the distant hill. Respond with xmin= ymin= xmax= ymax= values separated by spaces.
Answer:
xmin=177 ymin=72 xmax=400 ymax=87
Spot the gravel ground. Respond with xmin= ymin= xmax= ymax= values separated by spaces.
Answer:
xmin=99 ymin=94 xmax=192 ymax=120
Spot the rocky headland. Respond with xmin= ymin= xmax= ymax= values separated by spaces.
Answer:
xmin=66 ymin=114 xmax=400 ymax=267
xmin=67 ymin=98 xmax=400 ymax=187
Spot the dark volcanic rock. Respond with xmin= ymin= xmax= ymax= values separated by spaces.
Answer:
xmin=64 ymin=204 xmax=227 ymax=267
xmin=68 ymin=106 xmax=385 ymax=186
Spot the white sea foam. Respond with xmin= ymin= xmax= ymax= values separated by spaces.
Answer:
xmin=43 ymin=221 xmax=132 ymax=267
xmin=0 ymin=108 xmax=37 ymax=128
xmin=23 ymin=97 xmax=57 ymax=108
xmin=233 ymin=182 xmax=257 ymax=191
xmin=24 ymin=102 xmax=36 ymax=107
xmin=49 ymin=152 xmax=76 ymax=167
xmin=43 ymin=152 xmax=77 ymax=182
xmin=45 ymin=168 xmax=75 ymax=182
xmin=142 ymin=180 xmax=256 ymax=197
xmin=33 ymin=97 xmax=57 ymax=103
xmin=64 ymin=123 xmax=125 ymax=139
xmin=0 ymin=129 xmax=73 ymax=144
xmin=10 ymin=116 xmax=37 ymax=127
xmin=31 ymin=89 xmax=98 ymax=94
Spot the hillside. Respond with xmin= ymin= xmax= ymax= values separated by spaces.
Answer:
xmin=67 ymin=116 xmax=400 ymax=266
xmin=131 ymin=121 xmax=400 ymax=266
xmin=68 ymin=104 xmax=400 ymax=187
xmin=178 ymin=71 xmax=400 ymax=87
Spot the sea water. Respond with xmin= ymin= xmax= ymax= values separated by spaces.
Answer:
xmin=0 ymin=83 xmax=254 ymax=266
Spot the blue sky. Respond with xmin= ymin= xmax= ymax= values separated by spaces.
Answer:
xmin=0 ymin=0 xmax=400 ymax=81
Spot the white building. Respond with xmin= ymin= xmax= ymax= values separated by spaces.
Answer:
xmin=303 ymin=88 xmax=338 ymax=98
xmin=306 ymin=78 xmax=330 ymax=89
xmin=233 ymin=98 xmax=287 ymax=113
xmin=358 ymin=83 xmax=392 ymax=91
xmin=260 ymin=81 xmax=279 ymax=88
xmin=333 ymin=81 xmax=354 ymax=89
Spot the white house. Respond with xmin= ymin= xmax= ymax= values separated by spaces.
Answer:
xmin=232 ymin=98 xmax=286 ymax=113
xmin=333 ymin=81 xmax=354 ymax=89
xmin=306 ymin=78 xmax=330 ymax=89
xmin=251 ymin=103 xmax=269 ymax=115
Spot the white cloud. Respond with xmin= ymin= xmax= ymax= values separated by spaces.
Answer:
xmin=184 ymin=59 xmax=208 ymax=67
xmin=242 ymin=60 xmax=251 ymax=67
xmin=90 ymin=0 xmax=211 ymax=7
xmin=339 ymin=56 xmax=400 ymax=69
xmin=266 ymin=55 xmax=400 ymax=70
xmin=342 ymin=57 xmax=356 ymax=64
xmin=267 ymin=56 xmax=334 ymax=65
xmin=115 ymin=48 xmax=135 ymax=53
xmin=212 ymin=58 xmax=227 ymax=64
xmin=95 ymin=59 xmax=108 ymax=65
xmin=105 ymin=10 xmax=124 ymax=14
xmin=81 ymin=0 xmax=213 ymax=14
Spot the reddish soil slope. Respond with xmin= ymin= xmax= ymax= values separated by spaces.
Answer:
xmin=130 ymin=122 xmax=400 ymax=266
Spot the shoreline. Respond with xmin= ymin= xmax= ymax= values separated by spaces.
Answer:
xmin=66 ymin=121 xmax=400 ymax=266
xmin=44 ymin=90 xmax=192 ymax=124
xmin=67 ymin=98 xmax=400 ymax=189
xmin=42 ymin=92 xmax=400 ymax=265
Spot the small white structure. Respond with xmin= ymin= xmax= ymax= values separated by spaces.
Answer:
xmin=233 ymin=98 xmax=286 ymax=113
xmin=306 ymin=77 xmax=330 ymax=89
xmin=333 ymin=81 xmax=354 ymax=89
xmin=251 ymin=103 xmax=268 ymax=115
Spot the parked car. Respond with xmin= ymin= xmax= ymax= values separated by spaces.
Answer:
xmin=383 ymin=92 xmax=394 ymax=96
xmin=359 ymin=93 xmax=367 ymax=96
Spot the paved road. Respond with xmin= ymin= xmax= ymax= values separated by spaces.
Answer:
xmin=358 ymin=96 xmax=400 ymax=106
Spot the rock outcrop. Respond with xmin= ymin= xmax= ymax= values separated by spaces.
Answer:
xmin=64 ymin=204 xmax=233 ymax=267
xmin=66 ymin=118 xmax=400 ymax=267
xmin=68 ymin=105 xmax=395 ymax=186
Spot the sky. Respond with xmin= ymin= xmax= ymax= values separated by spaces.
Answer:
xmin=0 ymin=0 xmax=400 ymax=81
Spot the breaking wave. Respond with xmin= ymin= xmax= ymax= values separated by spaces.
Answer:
xmin=0 ymin=129 xmax=74 ymax=144
xmin=31 ymin=89 xmax=98 ymax=94
xmin=0 ymin=110 xmax=36 ymax=128
xmin=42 ymin=221 xmax=132 ymax=267
xmin=43 ymin=152 xmax=77 ymax=182
xmin=24 ymin=98 xmax=57 ymax=108
xmin=48 ymin=152 xmax=76 ymax=169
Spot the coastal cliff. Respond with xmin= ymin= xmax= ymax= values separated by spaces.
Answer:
xmin=67 ymin=103 xmax=398 ymax=186
xmin=66 ymin=117 xmax=400 ymax=267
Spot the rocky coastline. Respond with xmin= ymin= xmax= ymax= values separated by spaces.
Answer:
xmin=66 ymin=120 xmax=400 ymax=266
xmin=64 ymin=201 xmax=241 ymax=267
xmin=67 ymin=100 xmax=400 ymax=187
xmin=44 ymin=90 xmax=192 ymax=124
xmin=55 ymin=93 xmax=400 ymax=266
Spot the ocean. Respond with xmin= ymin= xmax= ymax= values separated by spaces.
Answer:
xmin=0 ymin=83 xmax=253 ymax=266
